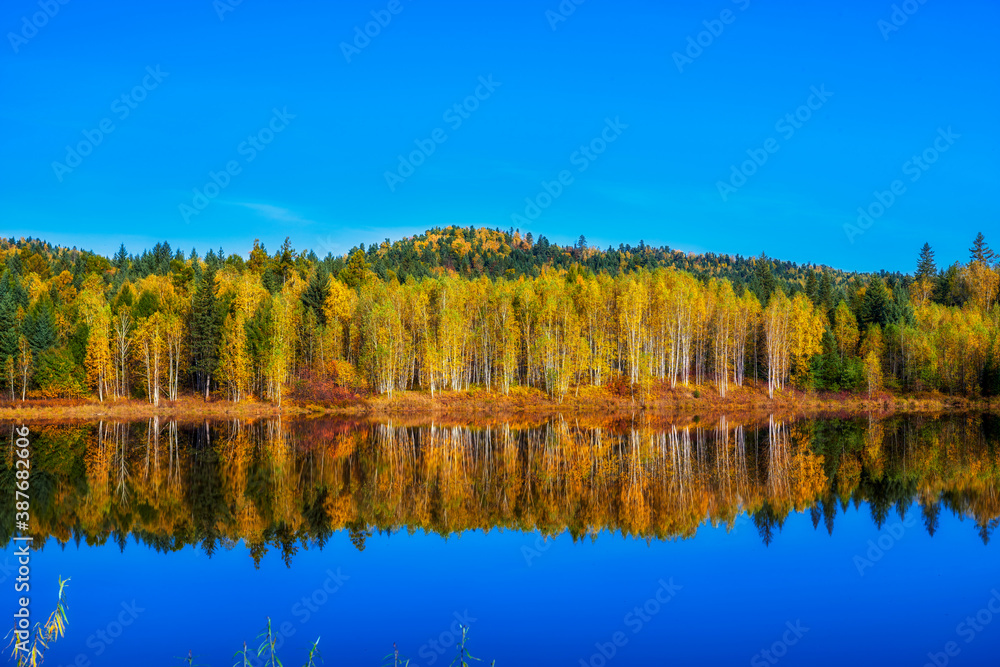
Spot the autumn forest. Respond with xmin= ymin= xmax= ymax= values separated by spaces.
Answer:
xmin=1 ymin=226 xmax=998 ymax=408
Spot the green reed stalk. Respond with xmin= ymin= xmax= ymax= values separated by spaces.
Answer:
xmin=5 ymin=576 xmax=70 ymax=667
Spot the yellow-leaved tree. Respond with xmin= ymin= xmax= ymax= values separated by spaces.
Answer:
xmin=862 ymin=324 xmax=883 ymax=398
xmin=788 ymin=293 xmax=824 ymax=388
xmin=833 ymin=300 xmax=859 ymax=360
xmin=219 ymin=312 xmax=250 ymax=402
xmin=134 ymin=313 xmax=164 ymax=406
xmin=763 ymin=289 xmax=790 ymax=398
xmin=84 ymin=306 xmax=112 ymax=402
xmin=78 ymin=275 xmax=112 ymax=401
xmin=964 ymin=261 xmax=999 ymax=312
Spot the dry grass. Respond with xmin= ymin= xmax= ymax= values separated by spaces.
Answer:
xmin=362 ymin=380 xmax=992 ymax=423
xmin=0 ymin=382 xmax=991 ymax=423
xmin=0 ymin=396 xmax=295 ymax=424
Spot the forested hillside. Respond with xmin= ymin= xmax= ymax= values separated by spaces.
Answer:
xmin=341 ymin=226 xmax=871 ymax=289
xmin=0 ymin=226 xmax=996 ymax=405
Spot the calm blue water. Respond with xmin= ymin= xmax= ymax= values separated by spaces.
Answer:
xmin=8 ymin=507 xmax=998 ymax=667
xmin=4 ymin=415 xmax=999 ymax=666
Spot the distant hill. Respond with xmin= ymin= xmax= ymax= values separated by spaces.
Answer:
xmin=0 ymin=224 xmax=933 ymax=306
xmin=328 ymin=226 xmax=891 ymax=293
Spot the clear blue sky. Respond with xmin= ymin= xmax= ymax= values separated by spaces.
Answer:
xmin=1 ymin=0 xmax=997 ymax=273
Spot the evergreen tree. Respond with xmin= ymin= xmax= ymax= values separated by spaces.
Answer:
xmin=984 ymin=346 xmax=1000 ymax=397
xmin=922 ymin=501 xmax=940 ymax=538
xmin=891 ymin=282 xmax=914 ymax=326
xmin=204 ymin=248 xmax=219 ymax=270
xmin=818 ymin=271 xmax=834 ymax=315
xmin=190 ymin=267 xmax=221 ymax=399
xmin=969 ymin=232 xmax=997 ymax=265
xmin=261 ymin=266 xmax=280 ymax=294
xmin=113 ymin=244 xmax=129 ymax=274
xmin=151 ymin=241 xmax=172 ymax=275
xmin=859 ymin=276 xmax=892 ymax=328
xmin=275 ymin=237 xmax=296 ymax=284
xmin=805 ymin=270 xmax=819 ymax=305
xmin=916 ymin=242 xmax=936 ymax=280
xmin=812 ymin=329 xmax=843 ymax=390
xmin=0 ymin=271 xmax=26 ymax=362
xmin=25 ymin=296 xmax=57 ymax=354
xmin=935 ymin=263 xmax=968 ymax=307
xmin=749 ymin=254 xmax=776 ymax=305
xmin=301 ymin=266 xmax=330 ymax=326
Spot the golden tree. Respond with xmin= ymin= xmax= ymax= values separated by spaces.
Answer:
xmin=833 ymin=300 xmax=859 ymax=360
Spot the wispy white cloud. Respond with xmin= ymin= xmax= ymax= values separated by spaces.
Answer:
xmin=233 ymin=202 xmax=316 ymax=226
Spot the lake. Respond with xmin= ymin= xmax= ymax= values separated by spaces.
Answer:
xmin=2 ymin=414 xmax=999 ymax=666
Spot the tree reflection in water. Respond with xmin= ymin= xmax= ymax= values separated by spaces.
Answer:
xmin=3 ymin=413 xmax=998 ymax=566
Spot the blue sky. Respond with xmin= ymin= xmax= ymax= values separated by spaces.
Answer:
xmin=1 ymin=0 xmax=997 ymax=272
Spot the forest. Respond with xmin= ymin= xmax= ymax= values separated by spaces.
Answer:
xmin=0 ymin=226 xmax=997 ymax=405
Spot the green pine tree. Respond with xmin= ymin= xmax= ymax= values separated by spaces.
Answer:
xmin=859 ymin=276 xmax=892 ymax=328
xmin=818 ymin=271 xmax=834 ymax=314
xmin=0 ymin=270 xmax=27 ymax=362
xmin=749 ymin=254 xmax=776 ymax=305
xmin=969 ymin=232 xmax=997 ymax=264
xmin=301 ymin=266 xmax=330 ymax=326
xmin=25 ymin=296 xmax=58 ymax=353
xmin=916 ymin=243 xmax=936 ymax=280
xmin=190 ymin=267 xmax=221 ymax=399
xmin=805 ymin=270 xmax=819 ymax=305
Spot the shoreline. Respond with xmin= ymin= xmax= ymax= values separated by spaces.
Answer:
xmin=0 ymin=384 xmax=992 ymax=423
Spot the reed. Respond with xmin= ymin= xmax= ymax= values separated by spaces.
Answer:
xmin=6 ymin=583 xmax=494 ymax=666
xmin=223 ymin=621 xmax=493 ymax=667
xmin=450 ymin=625 xmax=495 ymax=667
xmin=228 ymin=619 xmax=321 ymax=667
xmin=5 ymin=577 xmax=70 ymax=667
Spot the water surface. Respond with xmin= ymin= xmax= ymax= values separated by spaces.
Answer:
xmin=3 ymin=415 xmax=998 ymax=666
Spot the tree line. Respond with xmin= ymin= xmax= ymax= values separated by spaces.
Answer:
xmin=0 ymin=229 xmax=997 ymax=403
